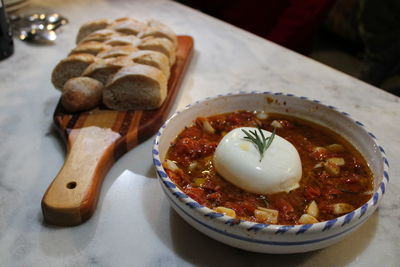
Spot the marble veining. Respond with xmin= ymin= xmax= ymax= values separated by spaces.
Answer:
xmin=0 ymin=0 xmax=399 ymax=266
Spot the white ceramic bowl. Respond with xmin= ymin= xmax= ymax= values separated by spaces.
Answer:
xmin=152 ymin=92 xmax=389 ymax=254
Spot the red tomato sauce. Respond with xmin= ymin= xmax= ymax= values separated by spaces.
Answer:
xmin=164 ymin=111 xmax=373 ymax=225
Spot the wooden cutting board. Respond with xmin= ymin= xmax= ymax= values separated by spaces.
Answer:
xmin=42 ymin=35 xmax=194 ymax=226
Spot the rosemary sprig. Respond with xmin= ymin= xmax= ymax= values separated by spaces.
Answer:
xmin=339 ymin=188 xmax=359 ymax=194
xmin=242 ymin=127 xmax=276 ymax=162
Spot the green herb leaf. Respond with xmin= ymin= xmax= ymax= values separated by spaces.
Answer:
xmin=339 ymin=188 xmax=359 ymax=194
xmin=242 ymin=127 xmax=276 ymax=162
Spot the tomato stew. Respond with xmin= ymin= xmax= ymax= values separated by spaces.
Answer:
xmin=164 ymin=111 xmax=373 ymax=225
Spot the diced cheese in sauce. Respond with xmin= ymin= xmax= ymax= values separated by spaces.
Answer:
xmin=213 ymin=127 xmax=302 ymax=194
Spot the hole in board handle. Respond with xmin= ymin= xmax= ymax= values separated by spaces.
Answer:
xmin=66 ymin=181 xmax=77 ymax=189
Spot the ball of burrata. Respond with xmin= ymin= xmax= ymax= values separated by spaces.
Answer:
xmin=213 ymin=127 xmax=302 ymax=194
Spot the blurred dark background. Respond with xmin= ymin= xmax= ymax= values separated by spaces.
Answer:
xmin=177 ymin=0 xmax=400 ymax=96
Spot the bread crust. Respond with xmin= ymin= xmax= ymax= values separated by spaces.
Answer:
xmin=130 ymin=50 xmax=170 ymax=78
xmin=110 ymin=18 xmax=146 ymax=35
xmin=69 ymin=41 xmax=111 ymax=56
xmin=79 ymin=29 xmax=120 ymax=44
xmin=51 ymin=53 xmax=96 ymax=90
xmin=139 ymin=19 xmax=177 ymax=47
xmin=82 ymin=56 xmax=134 ymax=85
xmin=104 ymin=35 xmax=141 ymax=47
xmin=76 ymin=19 xmax=112 ymax=44
xmin=103 ymin=64 xmax=167 ymax=110
xmin=96 ymin=45 xmax=139 ymax=59
xmin=61 ymin=77 xmax=104 ymax=112
xmin=138 ymin=37 xmax=176 ymax=65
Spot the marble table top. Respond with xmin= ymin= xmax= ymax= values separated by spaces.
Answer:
xmin=1 ymin=0 xmax=399 ymax=266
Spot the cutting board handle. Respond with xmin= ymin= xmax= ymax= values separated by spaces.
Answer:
xmin=41 ymin=126 xmax=121 ymax=226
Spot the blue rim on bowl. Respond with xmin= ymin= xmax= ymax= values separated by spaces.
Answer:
xmin=152 ymin=91 xmax=389 ymax=253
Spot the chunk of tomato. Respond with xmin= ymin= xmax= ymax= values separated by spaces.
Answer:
xmin=184 ymin=187 xmax=206 ymax=205
xmin=304 ymin=185 xmax=321 ymax=200
xmin=274 ymin=198 xmax=294 ymax=213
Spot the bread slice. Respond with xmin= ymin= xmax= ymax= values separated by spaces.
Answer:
xmin=109 ymin=18 xmax=146 ymax=35
xmin=76 ymin=19 xmax=112 ymax=44
xmin=138 ymin=37 xmax=176 ymax=66
xmin=96 ymin=45 xmax=139 ymax=59
xmin=79 ymin=29 xmax=120 ymax=44
xmin=82 ymin=56 xmax=134 ymax=85
xmin=114 ymin=17 xmax=140 ymax=24
xmin=130 ymin=50 xmax=170 ymax=78
xmin=103 ymin=64 xmax=167 ymax=110
xmin=69 ymin=41 xmax=111 ymax=56
xmin=139 ymin=19 xmax=177 ymax=47
xmin=51 ymin=53 xmax=96 ymax=90
xmin=61 ymin=77 xmax=104 ymax=112
xmin=104 ymin=35 xmax=141 ymax=47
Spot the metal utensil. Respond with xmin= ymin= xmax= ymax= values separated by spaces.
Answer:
xmin=19 ymin=28 xmax=57 ymax=43
xmin=10 ymin=13 xmax=68 ymax=44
